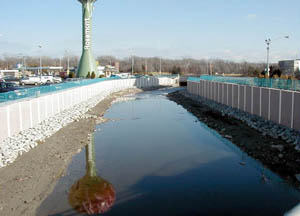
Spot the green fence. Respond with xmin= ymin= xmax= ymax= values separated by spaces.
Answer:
xmin=188 ymin=75 xmax=300 ymax=91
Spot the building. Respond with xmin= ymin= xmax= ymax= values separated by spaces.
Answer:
xmin=104 ymin=65 xmax=118 ymax=77
xmin=278 ymin=59 xmax=300 ymax=76
xmin=0 ymin=70 xmax=20 ymax=78
xmin=112 ymin=62 xmax=120 ymax=72
xmin=98 ymin=66 xmax=105 ymax=76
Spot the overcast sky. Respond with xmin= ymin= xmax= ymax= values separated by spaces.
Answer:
xmin=0 ymin=0 xmax=300 ymax=62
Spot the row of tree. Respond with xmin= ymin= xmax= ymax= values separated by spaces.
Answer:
xmin=0 ymin=55 xmax=268 ymax=77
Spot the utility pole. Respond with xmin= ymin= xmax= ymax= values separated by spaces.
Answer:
xmin=38 ymin=44 xmax=42 ymax=75
xmin=265 ymin=39 xmax=271 ymax=77
xmin=59 ymin=57 xmax=62 ymax=73
xmin=265 ymin=36 xmax=289 ymax=77
xmin=22 ymin=56 xmax=26 ymax=77
xmin=207 ymin=61 xmax=209 ymax=75
xmin=131 ymin=56 xmax=134 ymax=75
xmin=65 ymin=50 xmax=70 ymax=75
xmin=145 ymin=59 xmax=148 ymax=75
xmin=159 ymin=57 xmax=162 ymax=75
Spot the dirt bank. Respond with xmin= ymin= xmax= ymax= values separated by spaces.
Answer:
xmin=0 ymin=88 xmax=143 ymax=216
xmin=168 ymin=90 xmax=300 ymax=188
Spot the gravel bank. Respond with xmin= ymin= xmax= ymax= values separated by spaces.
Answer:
xmin=168 ymin=89 xmax=300 ymax=188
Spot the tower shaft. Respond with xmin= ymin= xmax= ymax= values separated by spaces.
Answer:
xmin=77 ymin=1 xmax=98 ymax=78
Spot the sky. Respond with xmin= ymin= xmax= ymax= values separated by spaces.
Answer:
xmin=0 ymin=0 xmax=300 ymax=63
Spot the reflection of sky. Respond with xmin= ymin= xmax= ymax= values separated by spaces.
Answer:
xmin=97 ymin=95 xmax=234 ymax=189
xmin=37 ymin=89 xmax=300 ymax=216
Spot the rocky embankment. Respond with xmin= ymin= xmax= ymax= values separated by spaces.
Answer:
xmin=168 ymin=90 xmax=300 ymax=187
xmin=0 ymin=86 xmax=133 ymax=168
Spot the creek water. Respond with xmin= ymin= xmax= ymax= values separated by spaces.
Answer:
xmin=37 ymin=88 xmax=300 ymax=216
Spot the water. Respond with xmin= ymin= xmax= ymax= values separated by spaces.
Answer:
xmin=37 ymin=88 xmax=300 ymax=216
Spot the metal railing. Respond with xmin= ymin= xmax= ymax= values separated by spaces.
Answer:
xmin=188 ymin=75 xmax=300 ymax=91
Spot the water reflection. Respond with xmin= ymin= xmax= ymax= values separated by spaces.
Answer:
xmin=68 ymin=136 xmax=116 ymax=215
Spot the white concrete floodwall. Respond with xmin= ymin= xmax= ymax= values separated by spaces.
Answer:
xmin=187 ymin=80 xmax=300 ymax=130
xmin=0 ymin=77 xmax=175 ymax=143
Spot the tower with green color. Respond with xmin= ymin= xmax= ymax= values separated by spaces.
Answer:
xmin=77 ymin=0 xmax=98 ymax=78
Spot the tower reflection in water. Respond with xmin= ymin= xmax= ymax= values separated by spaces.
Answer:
xmin=68 ymin=135 xmax=116 ymax=215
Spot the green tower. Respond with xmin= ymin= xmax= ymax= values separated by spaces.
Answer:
xmin=77 ymin=0 xmax=98 ymax=78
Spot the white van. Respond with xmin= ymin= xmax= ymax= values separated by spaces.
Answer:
xmin=20 ymin=76 xmax=42 ymax=85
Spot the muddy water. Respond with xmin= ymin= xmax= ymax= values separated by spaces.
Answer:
xmin=37 ymin=88 xmax=300 ymax=216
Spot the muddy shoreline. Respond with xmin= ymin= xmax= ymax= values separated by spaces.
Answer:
xmin=0 ymin=88 xmax=144 ymax=216
xmin=168 ymin=90 xmax=300 ymax=189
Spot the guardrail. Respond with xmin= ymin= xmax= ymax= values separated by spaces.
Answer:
xmin=188 ymin=76 xmax=300 ymax=92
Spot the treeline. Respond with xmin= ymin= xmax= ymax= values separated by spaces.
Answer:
xmin=0 ymin=55 xmax=267 ymax=77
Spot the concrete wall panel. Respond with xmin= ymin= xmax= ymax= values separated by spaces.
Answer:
xmin=261 ymin=88 xmax=269 ymax=120
xmin=281 ymin=91 xmax=293 ymax=128
xmin=228 ymin=84 xmax=233 ymax=107
xmin=20 ymin=101 xmax=31 ymax=131
xmin=31 ymin=98 xmax=39 ymax=126
xmin=214 ymin=82 xmax=218 ymax=101
xmin=238 ymin=86 xmax=245 ymax=110
xmin=46 ymin=95 xmax=53 ymax=118
xmin=245 ymin=86 xmax=252 ymax=113
xmin=223 ymin=83 xmax=227 ymax=105
xmin=0 ymin=106 xmax=9 ymax=142
xmin=39 ymin=97 xmax=47 ymax=122
xmin=252 ymin=87 xmax=260 ymax=116
xmin=218 ymin=83 xmax=222 ymax=103
xmin=53 ymin=94 xmax=60 ymax=115
xmin=233 ymin=85 xmax=238 ymax=108
xmin=9 ymin=103 xmax=21 ymax=136
xmin=270 ymin=89 xmax=280 ymax=124
xmin=293 ymin=92 xmax=300 ymax=130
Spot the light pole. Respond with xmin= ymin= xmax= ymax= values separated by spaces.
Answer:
xmin=65 ymin=50 xmax=70 ymax=75
xmin=38 ymin=44 xmax=42 ymax=75
xmin=159 ymin=57 xmax=162 ymax=75
xmin=265 ymin=36 xmax=289 ymax=77
xmin=131 ymin=55 xmax=134 ymax=75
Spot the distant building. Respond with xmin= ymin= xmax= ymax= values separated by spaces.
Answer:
xmin=112 ymin=62 xmax=120 ymax=72
xmin=104 ymin=65 xmax=119 ymax=77
xmin=98 ymin=66 xmax=105 ymax=76
xmin=278 ymin=59 xmax=300 ymax=76
xmin=0 ymin=70 xmax=20 ymax=78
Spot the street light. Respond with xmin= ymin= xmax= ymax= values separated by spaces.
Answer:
xmin=38 ymin=44 xmax=43 ymax=75
xmin=65 ymin=50 xmax=70 ymax=75
xmin=159 ymin=57 xmax=162 ymax=75
xmin=265 ymin=36 xmax=289 ymax=77
xmin=131 ymin=55 xmax=134 ymax=75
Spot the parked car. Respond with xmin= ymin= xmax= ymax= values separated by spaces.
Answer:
xmin=40 ymin=75 xmax=54 ymax=84
xmin=20 ymin=76 xmax=42 ymax=85
xmin=3 ymin=76 xmax=20 ymax=85
xmin=0 ymin=82 xmax=23 ymax=93
xmin=53 ymin=76 xmax=62 ymax=83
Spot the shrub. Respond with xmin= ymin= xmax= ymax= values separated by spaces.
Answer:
xmin=86 ymin=72 xmax=91 ymax=79
xmin=91 ymin=72 xmax=96 ymax=79
xmin=69 ymin=72 xmax=76 ymax=78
